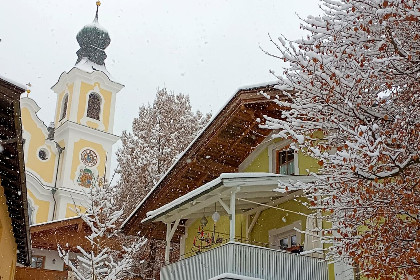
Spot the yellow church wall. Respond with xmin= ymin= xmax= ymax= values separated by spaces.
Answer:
xmin=21 ymin=107 xmax=57 ymax=184
xmin=27 ymin=189 xmax=50 ymax=224
xmin=77 ymin=81 xmax=112 ymax=131
xmin=54 ymin=84 xmax=73 ymax=125
xmin=0 ymin=184 xmax=17 ymax=280
xmin=184 ymin=214 xmax=246 ymax=257
xmin=70 ymin=139 xmax=107 ymax=181
xmin=65 ymin=203 xmax=86 ymax=218
xmin=55 ymin=91 xmax=65 ymax=125
xmin=86 ymin=120 xmax=100 ymax=129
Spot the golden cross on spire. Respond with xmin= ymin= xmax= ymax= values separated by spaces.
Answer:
xmin=94 ymin=1 xmax=101 ymax=22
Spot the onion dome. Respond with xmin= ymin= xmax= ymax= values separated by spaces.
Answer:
xmin=75 ymin=1 xmax=110 ymax=66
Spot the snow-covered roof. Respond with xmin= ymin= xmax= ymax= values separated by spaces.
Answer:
xmin=143 ymin=173 xmax=314 ymax=224
xmin=30 ymin=215 xmax=82 ymax=228
xmin=0 ymin=74 xmax=28 ymax=91
xmin=75 ymin=57 xmax=112 ymax=78
xmin=122 ymin=82 xmax=280 ymax=230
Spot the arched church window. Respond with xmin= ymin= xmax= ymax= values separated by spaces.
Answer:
xmin=60 ymin=94 xmax=69 ymax=120
xmin=87 ymin=93 xmax=101 ymax=120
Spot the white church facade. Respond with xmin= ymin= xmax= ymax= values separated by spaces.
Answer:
xmin=21 ymin=3 xmax=123 ymax=226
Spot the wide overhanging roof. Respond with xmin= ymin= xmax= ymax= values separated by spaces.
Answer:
xmin=122 ymin=83 xmax=290 ymax=237
xmin=143 ymin=173 xmax=314 ymax=224
xmin=0 ymin=76 xmax=31 ymax=265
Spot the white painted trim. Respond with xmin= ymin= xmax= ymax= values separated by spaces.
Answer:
xmin=267 ymin=139 xmax=293 ymax=173
xmin=69 ymin=77 xmax=82 ymax=123
xmin=238 ymin=136 xmax=274 ymax=172
xmin=246 ymin=210 xmax=261 ymax=238
xmin=37 ymin=145 xmax=51 ymax=162
xmin=55 ymin=121 xmax=119 ymax=145
xmin=26 ymin=171 xmax=54 ymax=222
xmin=80 ymin=86 xmax=105 ymax=131
xmin=108 ymin=89 xmax=117 ymax=133
xmin=26 ymin=195 xmax=38 ymax=225
xmin=218 ymin=198 xmax=231 ymax=215
xmin=22 ymin=130 xmax=31 ymax=164
xmin=268 ymin=221 xmax=302 ymax=249
xmin=20 ymin=97 xmax=49 ymax=136
xmin=294 ymin=149 xmax=300 ymax=175
xmin=55 ymin=87 xmax=73 ymax=127
xmin=179 ymin=230 xmax=187 ymax=260
xmin=51 ymin=67 xmax=124 ymax=94
xmin=78 ymin=147 xmax=100 ymax=168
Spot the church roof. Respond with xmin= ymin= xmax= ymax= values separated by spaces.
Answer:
xmin=75 ymin=2 xmax=110 ymax=68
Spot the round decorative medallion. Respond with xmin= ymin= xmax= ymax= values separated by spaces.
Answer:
xmin=80 ymin=149 xmax=98 ymax=167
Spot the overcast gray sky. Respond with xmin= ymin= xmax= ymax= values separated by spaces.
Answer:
xmin=0 ymin=0 xmax=321 ymax=172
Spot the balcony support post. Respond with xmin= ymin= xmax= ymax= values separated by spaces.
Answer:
xmin=229 ymin=188 xmax=238 ymax=242
xmin=165 ymin=219 xmax=180 ymax=264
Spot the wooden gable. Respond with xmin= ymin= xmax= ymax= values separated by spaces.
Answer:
xmin=0 ymin=77 xmax=31 ymax=265
xmin=123 ymin=84 xmax=288 ymax=240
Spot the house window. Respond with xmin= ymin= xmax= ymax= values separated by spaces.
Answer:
xmin=278 ymin=233 xmax=298 ymax=249
xmin=31 ymin=255 xmax=45 ymax=269
xmin=60 ymin=94 xmax=68 ymax=120
xmin=268 ymin=221 xmax=301 ymax=251
xmin=275 ymin=149 xmax=295 ymax=175
xmin=87 ymin=92 xmax=101 ymax=120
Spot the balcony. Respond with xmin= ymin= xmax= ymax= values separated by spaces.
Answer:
xmin=161 ymin=242 xmax=328 ymax=280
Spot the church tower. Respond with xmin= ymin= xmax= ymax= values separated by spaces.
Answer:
xmin=21 ymin=2 xmax=123 ymax=223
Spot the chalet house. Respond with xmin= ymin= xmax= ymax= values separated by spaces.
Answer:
xmin=122 ymin=84 xmax=355 ymax=280
xmin=0 ymin=76 xmax=31 ymax=279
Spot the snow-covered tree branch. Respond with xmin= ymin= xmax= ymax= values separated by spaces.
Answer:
xmin=116 ymin=88 xmax=211 ymax=279
xmin=58 ymin=177 xmax=145 ymax=280
xmin=264 ymin=0 xmax=419 ymax=278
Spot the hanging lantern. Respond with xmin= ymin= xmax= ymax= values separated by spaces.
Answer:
xmin=212 ymin=211 xmax=220 ymax=223
xmin=200 ymin=216 xmax=208 ymax=226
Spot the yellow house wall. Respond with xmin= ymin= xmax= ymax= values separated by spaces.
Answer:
xmin=298 ymin=150 xmax=320 ymax=175
xmin=77 ymin=81 xmax=112 ymax=131
xmin=184 ymin=214 xmax=246 ymax=257
xmin=21 ymin=107 xmax=57 ymax=184
xmin=26 ymin=189 xmax=50 ymax=224
xmin=243 ymin=147 xmax=269 ymax=172
xmin=70 ymin=139 xmax=107 ymax=181
xmin=249 ymin=198 xmax=312 ymax=246
xmin=0 ymin=184 xmax=17 ymax=280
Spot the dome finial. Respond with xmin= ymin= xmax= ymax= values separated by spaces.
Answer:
xmin=94 ymin=1 xmax=101 ymax=22
xmin=75 ymin=0 xmax=110 ymax=67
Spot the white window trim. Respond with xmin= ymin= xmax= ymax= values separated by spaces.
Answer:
xmin=80 ymin=85 xmax=105 ymax=130
xmin=27 ymin=196 xmax=38 ymax=225
xmin=268 ymin=221 xmax=302 ymax=250
xmin=267 ymin=140 xmax=299 ymax=175
xmin=37 ymin=146 xmax=51 ymax=162
xmin=57 ymin=88 xmax=70 ymax=127
xmin=79 ymin=147 xmax=100 ymax=168
xmin=60 ymin=94 xmax=69 ymax=121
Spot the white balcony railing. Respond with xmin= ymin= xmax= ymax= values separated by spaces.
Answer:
xmin=161 ymin=242 xmax=328 ymax=280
